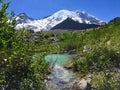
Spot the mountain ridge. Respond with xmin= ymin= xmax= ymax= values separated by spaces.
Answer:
xmin=51 ymin=17 xmax=100 ymax=30
xmin=15 ymin=9 xmax=105 ymax=31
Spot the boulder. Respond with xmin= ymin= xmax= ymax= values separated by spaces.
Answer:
xmin=78 ymin=79 xmax=87 ymax=90
xmin=72 ymin=79 xmax=87 ymax=90
xmin=71 ymin=78 xmax=92 ymax=90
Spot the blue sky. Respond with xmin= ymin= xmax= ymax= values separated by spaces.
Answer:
xmin=8 ymin=0 xmax=120 ymax=22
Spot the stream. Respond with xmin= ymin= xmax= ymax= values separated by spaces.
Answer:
xmin=45 ymin=54 xmax=78 ymax=90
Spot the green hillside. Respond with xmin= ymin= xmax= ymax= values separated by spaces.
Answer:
xmin=57 ymin=19 xmax=120 ymax=89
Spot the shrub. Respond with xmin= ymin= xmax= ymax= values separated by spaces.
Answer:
xmin=73 ymin=46 xmax=120 ymax=73
xmin=92 ymin=72 xmax=120 ymax=90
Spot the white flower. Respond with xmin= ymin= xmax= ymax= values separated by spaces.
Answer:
xmin=4 ymin=59 xmax=7 ymax=62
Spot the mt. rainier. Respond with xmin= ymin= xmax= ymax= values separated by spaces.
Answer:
xmin=16 ymin=10 xmax=105 ymax=31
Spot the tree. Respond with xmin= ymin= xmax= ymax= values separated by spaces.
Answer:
xmin=0 ymin=0 xmax=16 ymax=49
xmin=0 ymin=1 xmax=50 ymax=90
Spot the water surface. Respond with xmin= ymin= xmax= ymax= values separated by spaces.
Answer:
xmin=45 ymin=54 xmax=77 ymax=90
xmin=45 ymin=54 xmax=73 ymax=66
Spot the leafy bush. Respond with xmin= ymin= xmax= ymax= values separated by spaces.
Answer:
xmin=0 ymin=51 xmax=49 ymax=90
xmin=73 ymin=46 xmax=120 ymax=73
xmin=0 ymin=0 xmax=16 ymax=49
xmin=0 ymin=1 xmax=50 ymax=90
xmin=92 ymin=72 xmax=120 ymax=90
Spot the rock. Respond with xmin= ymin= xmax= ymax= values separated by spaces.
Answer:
xmin=86 ymin=75 xmax=92 ymax=84
xmin=83 ymin=45 xmax=91 ymax=53
xmin=72 ymin=79 xmax=88 ymax=90
xmin=64 ymin=64 xmax=72 ymax=69
xmin=71 ymin=78 xmax=92 ymax=90
xmin=78 ymin=79 xmax=88 ymax=90
xmin=106 ymin=40 xmax=111 ymax=45
xmin=69 ymin=49 xmax=76 ymax=54
xmin=87 ymin=77 xmax=92 ymax=84
xmin=64 ymin=60 xmax=73 ymax=69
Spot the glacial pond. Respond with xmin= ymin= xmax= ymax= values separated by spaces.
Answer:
xmin=45 ymin=54 xmax=78 ymax=90
xmin=45 ymin=54 xmax=73 ymax=66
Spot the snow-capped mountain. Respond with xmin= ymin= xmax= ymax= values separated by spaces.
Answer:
xmin=16 ymin=13 xmax=33 ymax=24
xmin=16 ymin=10 xmax=105 ymax=31
xmin=51 ymin=17 xmax=101 ymax=30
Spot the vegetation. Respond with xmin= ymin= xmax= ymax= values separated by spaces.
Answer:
xmin=57 ymin=19 xmax=120 ymax=89
xmin=0 ymin=0 xmax=120 ymax=90
xmin=0 ymin=1 xmax=50 ymax=90
xmin=92 ymin=72 xmax=120 ymax=90
xmin=57 ymin=21 xmax=120 ymax=74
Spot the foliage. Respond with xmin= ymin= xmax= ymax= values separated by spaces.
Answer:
xmin=58 ymin=32 xmax=84 ymax=51
xmin=92 ymin=72 xmax=120 ymax=90
xmin=0 ymin=51 xmax=49 ymax=90
xmin=57 ymin=20 xmax=120 ymax=74
xmin=73 ymin=46 xmax=120 ymax=73
xmin=0 ymin=0 xmax=16 ymax=49
xmin=0 ymin=0 xmax=120 ymax=90
xmin=0 ymin=1 xmax=50 ymax=90
xmin=57 ymin=19 xmax=120 ymax=89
